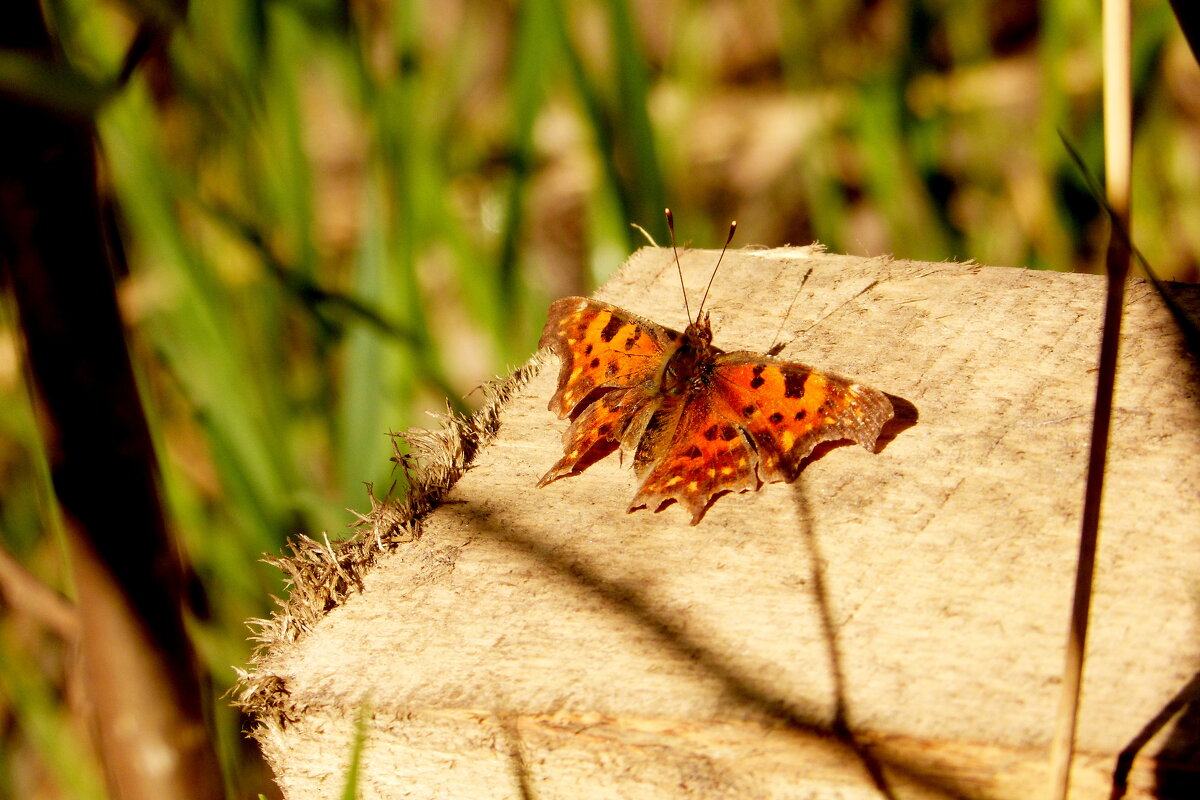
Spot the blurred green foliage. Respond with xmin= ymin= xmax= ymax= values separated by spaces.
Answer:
xmin=0 ymin=0 xmax=1197 ymax=796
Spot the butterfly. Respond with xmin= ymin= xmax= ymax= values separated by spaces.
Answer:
xmin=537 ymin=211 xmax=894 ymax=524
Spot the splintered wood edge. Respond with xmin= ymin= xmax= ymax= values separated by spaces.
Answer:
xmin=232 ymin=353 xmax=550 ymax=728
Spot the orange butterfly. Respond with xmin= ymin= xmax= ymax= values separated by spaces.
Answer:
xmin=538 ymin=212 xmax=893 ymax=524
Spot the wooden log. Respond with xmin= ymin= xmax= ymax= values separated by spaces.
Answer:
xmin=237 ymin=247 xmax=1200 ymax=799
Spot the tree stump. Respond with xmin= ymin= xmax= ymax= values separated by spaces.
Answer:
xmin=236 ymin=247 xmax=1200 ymax=799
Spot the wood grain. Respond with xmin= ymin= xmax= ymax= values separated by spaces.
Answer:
xmin=244 ymin=247 xmax=1200 ymax=799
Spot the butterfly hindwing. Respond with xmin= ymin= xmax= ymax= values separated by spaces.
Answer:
xmin=628 ymin=393 xmax=760 ymax=524
xmin=538 ymin=384 xmax=659 ymax=486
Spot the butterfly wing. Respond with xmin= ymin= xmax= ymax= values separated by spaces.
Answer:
xmin=628 ymin=354 xmax=893 ymax=524
xmin=709 ymin=354 xmax=894 ymax=482
xmin=537 ymin=382 xmax=658 ymax=486
xmin=538 ymin=297 xmax=681 ymax=484
xmin=540 ymin=297 xmax=680 ymax=418
xmin=628 ymin=393 xmax=761 ymax=524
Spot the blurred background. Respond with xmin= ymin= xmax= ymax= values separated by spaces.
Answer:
xmin=0 ymin=0 xmax=1197 ymax=797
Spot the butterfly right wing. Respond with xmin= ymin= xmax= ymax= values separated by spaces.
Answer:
xmin=626 ymin=354 xmax=893 ymax=524
xmin=626 ymin=391 xmax=761 ymax=524
xmin=708 ymin=354 xmax=894 ymax=482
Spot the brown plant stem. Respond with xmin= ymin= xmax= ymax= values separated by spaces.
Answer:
xmin=0 ymin=3 xmax=224 ymax=798
xmin=1047 ymin=1 xmax=1132 ymax=797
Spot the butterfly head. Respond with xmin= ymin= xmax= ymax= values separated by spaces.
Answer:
xmin=683 ymin=311 xmax=713 ymax=347
xmin=656 ymin=310 xmax=718 ymax=397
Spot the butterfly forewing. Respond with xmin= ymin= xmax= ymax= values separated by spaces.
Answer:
xmin=710 ymin=355 xmax=893 ymax=482
xmin=540 ymin=297 xmax=680 ymax=418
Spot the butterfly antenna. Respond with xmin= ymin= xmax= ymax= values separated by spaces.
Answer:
xmin=666 ymin=208 xmax=692 ymax=322
xmin=697 ymin=220 xmax=737 ymax=318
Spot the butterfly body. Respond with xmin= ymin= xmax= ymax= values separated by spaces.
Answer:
xmin=657 ymin=316 xmax=717 ymax=397
xmin=538 ymin=296 xmax=893 ymax=524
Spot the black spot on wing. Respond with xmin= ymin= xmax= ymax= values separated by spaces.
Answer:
xmin=703 ymin=424 xmax=720 ymax=441
xmin=590 ymin=357 xmax=600 ymax=369
xmin=599 ymin=314 xmax=623 ymax=343
xmin=719 ymin=425 xmax=737 ymax=441
xmin=749 ymin=364 xmax=766 ymax=389
xmin=684 ymin=445 xmax=703 ymax=459
xmin=794 ymin=410 xmax=807 ymax=421
xmin=742 ymin=405 xmax=756 ymax=417
xmin=784 ymin=372 xmax=807 ymax=399
xmin=769 ymin=412 xmax=784 ymax=424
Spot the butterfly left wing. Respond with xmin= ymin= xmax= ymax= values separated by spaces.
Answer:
xmin=539 ymin=297 xmax=681 ymax=419
xmin=537 ymin=380 xmax=660 ymax=487
xmin=538 ymin=297 xmax=682 ymax=485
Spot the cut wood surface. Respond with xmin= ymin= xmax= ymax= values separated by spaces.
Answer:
xmin=238 ymin=247 xmax=1200 ymax=799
